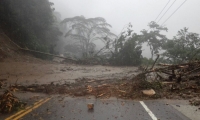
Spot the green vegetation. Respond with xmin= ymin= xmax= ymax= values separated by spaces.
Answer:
xmin=162 ymin=27 xmax=200 ymax=64
xmin=0 ymin=0 xmax=199 ymax=65
xmin=142 ymin=57 xmax=154 ymax=66
xmin=0 ymin=0 xmax=62 ymax=55
xmin=140 ymin=21 xmax=168 ymax=59
xmin=110 ymin=33 xmax=143 ymax=66
xmin=110 ymin=22 xmax=200 ymax=65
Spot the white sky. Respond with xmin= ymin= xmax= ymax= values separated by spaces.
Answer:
xmin=50 ymin=0 xmax=200 ymax=58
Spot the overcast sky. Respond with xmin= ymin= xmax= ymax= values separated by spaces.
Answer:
xmin=49 ymin=0 xmax=200 ymax=57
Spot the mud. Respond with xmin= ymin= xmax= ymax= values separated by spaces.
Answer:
xmin=0 ymin=61 xmax=139 ymax=85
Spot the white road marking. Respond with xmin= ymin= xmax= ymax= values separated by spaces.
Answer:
xmin=140 ymin=101 xmax=158 ymax=120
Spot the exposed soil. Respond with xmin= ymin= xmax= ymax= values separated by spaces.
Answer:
xmin=0 ymin=61 xmax=138 ymax=84
xmin=0 ymin=33 xmax=200 ymax=114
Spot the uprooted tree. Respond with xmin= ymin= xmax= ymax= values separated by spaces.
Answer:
xmin=110 ymin=32 xmax=143 ymax=66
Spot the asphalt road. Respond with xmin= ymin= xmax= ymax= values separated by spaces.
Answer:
xmin=3 ymin=96 xmax=200 ymax=120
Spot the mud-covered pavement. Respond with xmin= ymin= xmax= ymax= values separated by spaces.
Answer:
xmin=1 ymin=94 xmax=200 ymax=120
xmin=1 ymin=61 xmax=200 ymax=120
xmin=0 ymin=61 xmax=138 ymax=85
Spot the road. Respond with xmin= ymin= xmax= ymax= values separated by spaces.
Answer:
xmin=1 ymin=62 xmax=200 ymax=120
xmin=0 ymin=61 xmax=138 ymax=85
xmin=2 ymin=96 xmax=200 ymax=120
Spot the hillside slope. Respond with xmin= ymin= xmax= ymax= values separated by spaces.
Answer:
xmin=0 ymin=32 xmax=44 ymax=63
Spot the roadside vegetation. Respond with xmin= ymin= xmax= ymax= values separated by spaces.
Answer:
xmin=1 ymin=0 xmax=200 ymax=65
xmin=0 ymin=0 xmax=62 ymax=59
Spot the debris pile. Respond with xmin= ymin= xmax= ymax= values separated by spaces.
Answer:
xmin=0 ymin=90 xmax=26 ymax=113
xmin=129 ymin=59 xmax=200 ymax=103
xmin=7 ymin=71 xmax=200 ymax=105
xmin=86 ymin=84 xmax=112 ymax=98
xmin=0 ymin=79 xmax=7 ymax=88
xmin=189 ymin=99 xmax=200 ymax=106
xmin=153 ymin=61 xmax=200 ymax=83
xmin=2 ymin=59 xmax=200 ymax=108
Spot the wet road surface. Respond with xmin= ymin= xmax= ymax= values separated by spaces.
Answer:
xmin=3 ymin=96 xmax=196 ymax=120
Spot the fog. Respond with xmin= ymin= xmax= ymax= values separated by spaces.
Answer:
xmin=50 ymin=0 xmax=200 ymax=58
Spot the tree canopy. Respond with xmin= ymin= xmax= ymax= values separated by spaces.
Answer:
xmin=110 ymin=33 xmax=142 ymax=66
xmin=61 ymin=16 xmax=116 ymax=57
xmin=0 ymin=0 xmax=62 ymax=54
xmin=0 ymin=1 xmax=199 ymax=65
xmin=162 ymin=27 xmax=200 ymax=63
xmin=140 ymin=21 xmax=168 ymax=59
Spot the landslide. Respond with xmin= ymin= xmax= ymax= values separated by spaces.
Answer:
xmin=0 ymin=32 xmax=46 ymax=63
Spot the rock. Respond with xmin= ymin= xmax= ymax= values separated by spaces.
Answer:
xmin=176 ymin=105 xmax=180 ymax=107
xmin=142 ymin=89 xmax=156 ymax=96
xmin=60 ymin=69 xmax=66 ymax=72
xmin=87 ymin=103 xmax=94 ymax=109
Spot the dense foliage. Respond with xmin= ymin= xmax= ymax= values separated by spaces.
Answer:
xmin=162 ymin=28 xmax=200 ymax=64
xmin=140 ymin=21 xmax=168 ymax=59
xmin=110 ymin=22 xmax=200 ymax=65
xmin=0 ymin=0 xmax=62 ymax=54
xmin=0 ymin=0 xmax=199 ymax=65
xmin=110 ymin=30 xmax=143 ymax=66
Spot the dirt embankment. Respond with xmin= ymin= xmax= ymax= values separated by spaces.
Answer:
xmin=0 ymin=33 xmax=47 ymax=63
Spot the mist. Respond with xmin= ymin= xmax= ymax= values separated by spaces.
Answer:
xmin=1 ymin=0 xmax=200 ymax=118
xmin=49 ymin=0 xmax=200 ymax=58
